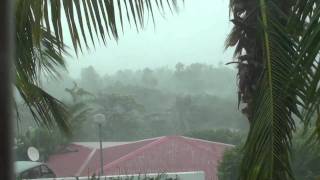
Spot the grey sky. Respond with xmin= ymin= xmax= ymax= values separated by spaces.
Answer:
xmin=64 ymin=0 xmax=234 ymax=78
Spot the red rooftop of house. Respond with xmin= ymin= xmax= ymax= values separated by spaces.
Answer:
xmin=46 ymin=136 xmax=233 ymax=180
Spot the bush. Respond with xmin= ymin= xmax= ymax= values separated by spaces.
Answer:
xmin=217 ymin=145 xmax=242 ymax=180
xmin=217 ymin=132 xmax=320 ymax=180
xmin=15 ymin=128 xmax=69 ymax=161
xmin=185 ymin=129 xmax=246 ymax=145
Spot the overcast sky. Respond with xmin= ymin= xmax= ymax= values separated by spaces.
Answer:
xmin=64 ymin=0 xmax=234 ymax=78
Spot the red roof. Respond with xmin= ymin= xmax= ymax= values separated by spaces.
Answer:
xmin=46 ymin=144 xmax=93 ymax=177
xmin=46 ymin=136 xmax=233 ymax=180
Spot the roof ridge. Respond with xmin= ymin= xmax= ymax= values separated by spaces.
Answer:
xmin=102 ymin=136 xmax=165 ymax=150
xmin=124 ymin=136 xmax=165 ymax=143
xmin=76 ymin=149 xmax=97 ymax=176
xmin=181 ymin=136 xmax=235 ymax=147
xmin=73 ymin=136 xmax=164 ymax=149
xmin=98 ymin=136 xmax=168 ymax=173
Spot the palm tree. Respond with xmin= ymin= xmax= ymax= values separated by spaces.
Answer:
xmin=15 ymin=0 xmax=180 ymax=133
xmin=226 ymin=0 xmax=320 ymax=179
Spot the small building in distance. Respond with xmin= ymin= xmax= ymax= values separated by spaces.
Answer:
xmin=46 ymin=136 xmax=233 ymax=180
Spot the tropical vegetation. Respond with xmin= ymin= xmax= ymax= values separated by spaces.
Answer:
xmin=15 ymin=0 xmax=181 ymax=134
xmin=185 ymin=129 xmax=245 ymax=145
xmin=218 ymin=131 xmax=320 ymax=180
xmin=15 ymin=128 xmax=68 ymax=161
xmin=15 ymin=0 xmax=320 ymax=179
xmin=17 ymin=64 xmax=245 ymax=142
xmin=226 ymin=0 xmax=320 ymax=179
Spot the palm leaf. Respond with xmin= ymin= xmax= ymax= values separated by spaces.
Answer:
xmin=239 ymin=1 xmax=298 ymax=179
xmin=289 ymin=0 xmax=320 ymax=141
xmin=16 ymin=0 xmax=181 ymax=53
xmin=229 ymin=0 xmax=320 ymax=179
xmin=15 ymin=79 xmax=70 ymax=134
xmin=15 ymin=0 xmax=181 ymax=133
xmin=16 ymin=6 xmax=71 ymax=133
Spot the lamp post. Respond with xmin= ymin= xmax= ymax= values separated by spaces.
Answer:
xmin=94 ymin=113 xmax=106 ymax=176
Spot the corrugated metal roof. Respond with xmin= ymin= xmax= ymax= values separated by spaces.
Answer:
xmin=47 ymin=144 xmax=93 ymax=177
xmin=46 ymin=136 xmax=233 ymax=180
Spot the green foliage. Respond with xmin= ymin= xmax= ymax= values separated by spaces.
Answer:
xmin=15 ymin=128 xmax=69 ymax=161
xmin=79 ymin=66 xmax=104 ymax=94
xmin=173 ymin=63 xmax=236 ymax=95
xmin=30 ymin=64 xmax=245 ymax=142
xmin=217 ymin=145 xmax=243 ymax=180
xmin=15 ymin=95 xmax=91 ymax=161
xmin=218 ymin=133 xmax=320 ymax=180
xmin=67 ymin=91 xmax=146 ymax=141
xmin=15 ymin=25 xmax=71 ymax=133
xmin=141 ymin=68 xmax=158 ymax=88
xmin=185 ymin=129 xmax=245 ymax=145
xmin=291 ymin=132 xmax=320 ymax=180
xmin=16 ymin=0 xmax=181 ymax=53
xmin=15 ymin=0 xmax=181 ymax=133
xmin=227 ymin=0 xmax=320 ymax=178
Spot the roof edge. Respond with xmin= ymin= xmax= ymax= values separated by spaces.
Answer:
xmin=181 ymin=136 xmax=235 ymax=147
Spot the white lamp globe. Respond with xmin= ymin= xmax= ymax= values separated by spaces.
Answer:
xmin=94 ymin=113 xmax=106 ymax=124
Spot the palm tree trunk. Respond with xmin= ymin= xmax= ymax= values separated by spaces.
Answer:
xmin=226 ymin=0 xmax=263 ymax=123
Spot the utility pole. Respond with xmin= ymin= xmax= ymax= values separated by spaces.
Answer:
xmin=94 ymin=113 xmax=106 ymax=176
xmin=98 ymin=123 xmax=104 ymax=175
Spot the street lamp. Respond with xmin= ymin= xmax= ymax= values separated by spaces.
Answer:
xmin=94 ymin=113 xmax=106 ymax=176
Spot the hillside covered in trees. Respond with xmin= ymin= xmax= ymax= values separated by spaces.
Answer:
xmin=16 ymin=63 xmax=247 ymax=141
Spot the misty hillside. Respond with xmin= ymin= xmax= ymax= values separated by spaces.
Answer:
xmin=16 ymin=63 xmax=247 ymax=141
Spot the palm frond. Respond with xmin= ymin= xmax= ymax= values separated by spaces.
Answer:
xmin=289 ymin=0 xmax=320 ymax=141
xmin=15 ymin=0 xmax=180 ymax=133
xmin=16 ymin=26 xmax=68 ymax=84
xmin=16 ymin=14 xmax=71 ymax=132
xmin=229 ymin=0 xmax=320 ymax=179
xmin=15 ymin=79 xmax=70 ymax=134
xmin=16 ymin=0 xmax=181 ymax=53
xmin=238 ymin=1 xmax=298 ymax=179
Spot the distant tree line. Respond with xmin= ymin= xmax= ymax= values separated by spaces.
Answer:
xmin=16 ymin=63 xmax=247 ymax=142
